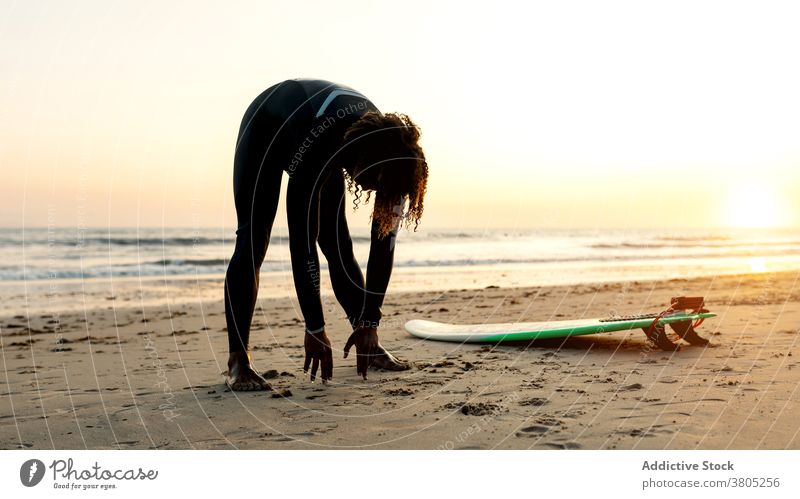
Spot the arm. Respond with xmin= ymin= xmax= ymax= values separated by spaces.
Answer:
xmin=358 ymin=218 xmax=398 ymax=328
xmin=286 ymin=174 xmax=325 ymax=334
xmin=287 ymin=173 xmax=334 ymax=382
xmin=341 ymin=200 xmax=409 ymax=378
xmin=317 ymin=170 xmax=368 ymax=323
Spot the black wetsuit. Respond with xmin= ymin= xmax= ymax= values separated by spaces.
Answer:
xmin=225 ymin=79 xmax=395 ymax=352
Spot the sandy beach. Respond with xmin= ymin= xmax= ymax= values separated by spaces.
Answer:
xmin=1 ymin=270 xmax=798 ymax=450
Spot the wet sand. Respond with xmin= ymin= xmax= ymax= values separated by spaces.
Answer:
xmin=1 ymin=270 xmax=799 ymax=449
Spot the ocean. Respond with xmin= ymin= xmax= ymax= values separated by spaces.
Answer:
xmin=1 ymin=226 xmax=798 ymax=314
xmin=3 ymin=226 xmax=799 ymax=281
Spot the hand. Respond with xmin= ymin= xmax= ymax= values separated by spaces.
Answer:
xmin=343 ymin=326 xmax=410 ymax=379
xmin=304 ymin=330 xmax=333 ymax=383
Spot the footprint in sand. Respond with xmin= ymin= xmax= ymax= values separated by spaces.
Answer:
xmin=617 ymin=426 xmax=673 ymax=438
xmin=535 ymin=415 xmax=562 ymax=426
xmin=384 ymin=388 xmax=414 ymax=396
xmin=519 ymin=397 xmax=548 ymax=407
xmin=516 ymin=424 xmax=552 ymax=435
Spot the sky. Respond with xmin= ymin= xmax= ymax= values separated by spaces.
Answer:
xmin=1 ymin=0 xmax=798 ymax=230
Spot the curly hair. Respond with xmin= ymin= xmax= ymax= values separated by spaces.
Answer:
xmin=338 ymin=112 xmax=428 ymax=239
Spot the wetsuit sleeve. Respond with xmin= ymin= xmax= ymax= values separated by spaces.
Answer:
xmin=359 ymin=218 xmax=398 ymax=329
xmin=286 ymin=174 xmax=326 ymax=334
xmin=317 ymin=170 xmax=370 ymax=327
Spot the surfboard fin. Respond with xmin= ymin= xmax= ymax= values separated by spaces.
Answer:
xmin=668 ymin=320 xmax=710 ymax=346
xmin=642 ymin=324 xmax=681 ymax=351
xmin=641 ymin=296 xmax=711 ymax=350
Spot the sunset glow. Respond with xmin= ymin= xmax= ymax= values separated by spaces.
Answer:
xmin=749 ymin=257 xmax=768 ymax=273
xmin=1 ymin=1 xmax=798 ymax=229
xmin=723 ymin=183 xmax=791 ymax=229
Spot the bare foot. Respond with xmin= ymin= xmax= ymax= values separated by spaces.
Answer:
xmin=226 ymin=351 xmax=272 ymax=391
xmin=370 ymin=346 xmax=411 ymax=371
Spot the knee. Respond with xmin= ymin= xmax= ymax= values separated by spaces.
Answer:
xmin=318 ymin=231 xmax=351 ymax=260
xmin=231 ymin=227 xmax=269 ymax=268
xmin=317 ymin=234 xmax=336 ymax=259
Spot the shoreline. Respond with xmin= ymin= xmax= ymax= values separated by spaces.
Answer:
xmin=2 ymin=264 xmax=800 ymax=317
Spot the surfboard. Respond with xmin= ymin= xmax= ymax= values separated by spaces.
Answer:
xmin=404 ymin=311 xmax=716 ymax=343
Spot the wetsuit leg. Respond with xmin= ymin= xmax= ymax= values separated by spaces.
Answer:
xmin=317 ymin=171 xmax=368 ymax=324
xmin=224 ymin=115 xmax=283 ymax=353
